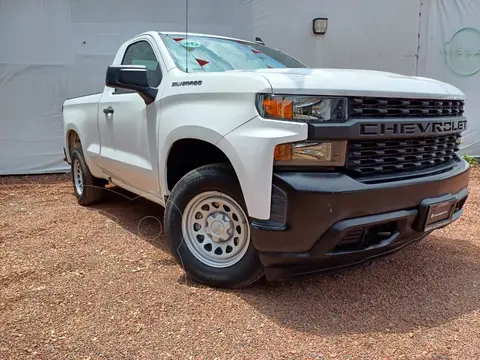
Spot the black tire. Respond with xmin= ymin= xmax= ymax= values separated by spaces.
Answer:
xmin=70 ymin=146 xmax=106 ymax=206
xmin=164 ymin=163 xmax=264 ymax=289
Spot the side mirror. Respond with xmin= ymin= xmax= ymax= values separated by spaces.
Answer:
xmin=105 ymin=65 xmax=158 ymax=105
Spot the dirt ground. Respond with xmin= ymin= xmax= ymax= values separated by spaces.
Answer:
xmin=1 ymin=170 xmax=479 ymax=360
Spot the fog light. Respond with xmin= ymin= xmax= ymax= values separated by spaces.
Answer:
xmin=274 ymin=141 xmax=346 ymax=166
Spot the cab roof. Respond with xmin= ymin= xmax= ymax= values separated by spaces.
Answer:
xmin=158 ymin=31 xmax=259 ymax=45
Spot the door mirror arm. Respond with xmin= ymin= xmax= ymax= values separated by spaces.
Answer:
xmin=137 ymin=88 xmax=158 ymax=105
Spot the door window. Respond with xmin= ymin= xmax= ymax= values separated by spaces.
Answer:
xmin=115 ymin=40 xmax=163 ymax=93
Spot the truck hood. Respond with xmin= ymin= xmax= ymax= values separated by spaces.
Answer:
xmin=228 ymin=68 xmax=465 ymax=99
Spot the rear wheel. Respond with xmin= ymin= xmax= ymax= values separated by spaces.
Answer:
xmin=164 ymin=164 xmax=264 ymax=288
xmin=70 ymin=146 xmax=106 ymax=206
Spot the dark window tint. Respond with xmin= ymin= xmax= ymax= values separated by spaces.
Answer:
xmin=122 ymin=41 xmax=162 ymax=87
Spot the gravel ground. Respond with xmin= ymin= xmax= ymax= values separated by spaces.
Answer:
xmin=1 ymin=170 xmax=480 ymax=360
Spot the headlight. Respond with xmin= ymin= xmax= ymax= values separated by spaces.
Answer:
xmin=256 ymin=94 xmax=348 ymax=122
xmin=274 ymin=141 xmax=347 ymax=167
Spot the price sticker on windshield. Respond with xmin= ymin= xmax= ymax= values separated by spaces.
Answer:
xmin=179 ymin=40 xmax=202 ymax=50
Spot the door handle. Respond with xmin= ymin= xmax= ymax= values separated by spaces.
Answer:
xmin=103 ymin=106 xmax=114 ymax=115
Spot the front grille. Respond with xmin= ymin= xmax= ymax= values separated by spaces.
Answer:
xmin=346 ymin=133 xmax=461 ymax=178
xmin=349 ymin=97 xmax=464 ymax=118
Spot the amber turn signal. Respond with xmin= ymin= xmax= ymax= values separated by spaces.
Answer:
xmin=274 ymin=144 xmax=292 ymax=161
xmin=274 ymin=141 xmax=347 ymax=166
xmin=263 ymin=98 xmax=294 ymax=119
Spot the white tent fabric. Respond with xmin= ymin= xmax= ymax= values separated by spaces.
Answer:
xmin=0 ymin=0 xmax=253 ymax=175
xmin=1 ymin=0 xmax=479 ymax=175
xmin=251 ymin=0 xmax=480 ymax=156
xmin=418 ymin=0 xmax=480 ymax=156
xmin=251 ymin=0 xmax=422 ymax=76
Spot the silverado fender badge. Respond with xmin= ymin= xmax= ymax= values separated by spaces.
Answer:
xmin=172 ymin=80 xmax=203 ymax=87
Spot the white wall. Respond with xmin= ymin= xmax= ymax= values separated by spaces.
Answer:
xmin=251 ymin=0 xmax=421 ymax=75
xmin=418 ymin=0 xmax=480 ymax=155
xmin=1 ymin=0 xmax=479 ymax=175
xmin=252 ymin=0 xmax=480 ymax=155
xmin=0 ymin=0 xmax=254 ymax=175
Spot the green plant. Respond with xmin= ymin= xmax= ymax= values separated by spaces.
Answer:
xmin=463 ymin=153 xmax=478 ymax=166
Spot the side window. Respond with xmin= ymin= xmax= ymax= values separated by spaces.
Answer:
xmin=114 ymin=40 xmax=162 ymax=94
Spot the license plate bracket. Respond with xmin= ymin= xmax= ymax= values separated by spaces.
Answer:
xmin=417 ymin=196 xmax=457 ymax=232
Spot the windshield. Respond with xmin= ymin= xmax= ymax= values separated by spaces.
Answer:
xmin=159 ymin=33 xmax=308 ymax=73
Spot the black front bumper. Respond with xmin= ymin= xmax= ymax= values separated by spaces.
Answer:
xmin=250 ymin=159 xmax=470 ymax=281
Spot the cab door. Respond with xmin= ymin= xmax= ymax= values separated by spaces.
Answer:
xmin=97 ymin=38 xmax=164 ymax=195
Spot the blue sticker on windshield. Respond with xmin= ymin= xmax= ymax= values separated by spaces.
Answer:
xmin=179 ymin=40 xmax=201 ymax=50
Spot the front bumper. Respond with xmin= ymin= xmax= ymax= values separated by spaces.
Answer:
xmin=250 ymin=159 xmax=470 ymax=281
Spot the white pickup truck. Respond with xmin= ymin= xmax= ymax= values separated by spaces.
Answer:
xmin=63 ymin=31 xmax=470 ymax=288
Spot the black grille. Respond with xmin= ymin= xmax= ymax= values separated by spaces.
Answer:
xmin=346 ymin=134 xmax=461 ymax=177
xmin=349 ymin=97 xmax=464 ymax=118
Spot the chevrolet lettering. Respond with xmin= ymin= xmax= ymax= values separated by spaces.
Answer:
xmin=360 ymin=119 xmax=467 ymax=136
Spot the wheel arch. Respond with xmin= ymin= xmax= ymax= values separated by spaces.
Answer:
xmin=65 ymin=126 xmax=82 ymax=163
xmin=161 ymin=127 xmax=250 ymax=213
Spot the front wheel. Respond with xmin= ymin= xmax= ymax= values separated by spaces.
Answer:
xmin=164 ymin=164 xmax=264 ymax=288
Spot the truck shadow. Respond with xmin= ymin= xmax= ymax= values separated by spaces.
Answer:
xmin=90 ymin=186 xmax=480 ymax=335
xmin=89 ymin=185 xmax=175 ymax=265
xmin=233 ymin=236 xmax=480 ymax=335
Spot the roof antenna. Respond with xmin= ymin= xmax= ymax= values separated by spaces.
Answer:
xmin=255 ymin=37 xmax=265 ymax=45
xmin=185 ymin=0 xmax=189 ymax=73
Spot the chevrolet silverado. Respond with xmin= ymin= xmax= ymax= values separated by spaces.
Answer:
xmin=62 ymin=31 xmax=470 ymax=288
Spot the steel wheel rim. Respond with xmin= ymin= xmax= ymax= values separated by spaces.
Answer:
xmin=181 ymin=191 xmax=250 ymax=268
xmin=73 ymin=159 xmax=84 ymax=196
